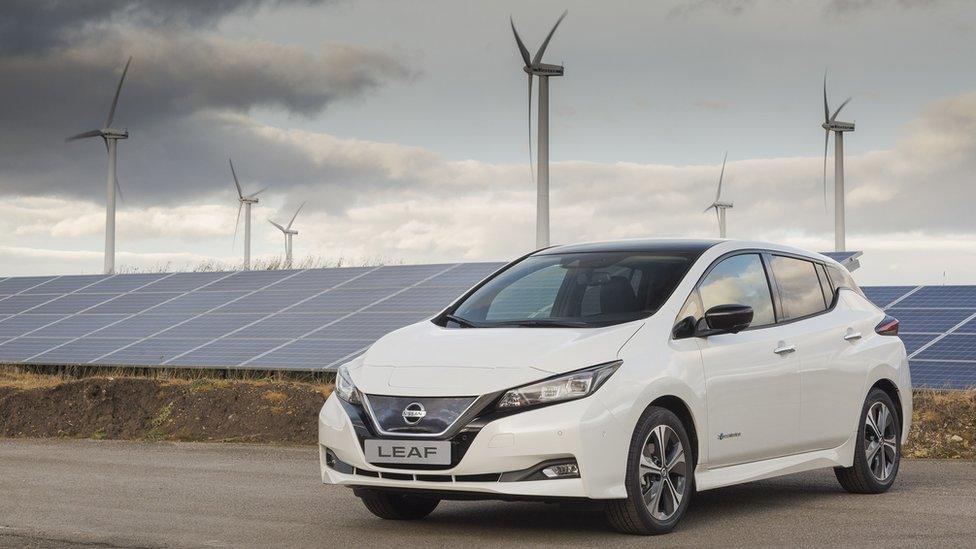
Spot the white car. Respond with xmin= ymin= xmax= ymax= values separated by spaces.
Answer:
xmin=319 ymin=239 xmax=911 ymax=534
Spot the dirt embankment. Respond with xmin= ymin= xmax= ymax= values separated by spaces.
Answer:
xmin=0 ymin=370 xmax=973 ymax=457
xmin=0 ymin=373 xmax=331 ymax=444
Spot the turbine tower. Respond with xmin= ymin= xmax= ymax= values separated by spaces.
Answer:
xmin=822 ymin=73 xmax=855 ymax=252
xmin=704 ymin=152 xmax=733 ymax=238
xmin=229 ymin=158 xmax=267 ymax=270
xmin=511 ymin=10 xmax=567 ymax=249
xmin=269 ymin=202 xmax=305 ymax=267
xmin=66 ymin=56 xmax=132 ymax=274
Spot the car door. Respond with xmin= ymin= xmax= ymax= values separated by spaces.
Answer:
xmin=694 ymin=253 xmax=802 ymax=468
xmin=797 ymin=264 xmax=878 ymax=450
xmin=766 ymin=255 xmax=840 ymax=452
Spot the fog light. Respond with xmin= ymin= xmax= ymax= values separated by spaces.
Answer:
xmin=541 ymin=463 xmax=580 ymax=478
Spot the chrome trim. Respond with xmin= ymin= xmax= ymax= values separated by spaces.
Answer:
xmin=361 ymin=393 xmax=487 ymax=439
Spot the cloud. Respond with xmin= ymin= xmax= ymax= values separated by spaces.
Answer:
xmin=693 ymin=99 xmax=730 ymax=112
xmin=0 ymin=22 xmax=415 ymax=203
xmin=825 ymin=0 xmax=963 ymax=14
xmin=0 ymin=0 xmax=329 ymax=54
xmin=668 ymin=0 xmax=757 ymax=18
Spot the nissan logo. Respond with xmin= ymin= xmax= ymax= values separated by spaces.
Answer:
xmin=402 ymin=402 xmax=427 ymax=425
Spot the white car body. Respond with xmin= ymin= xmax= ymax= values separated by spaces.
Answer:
xmin=319 ymin=239 xmax=911 ymax=505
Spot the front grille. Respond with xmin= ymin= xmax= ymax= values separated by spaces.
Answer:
xmin=363 ymin=395 xmax=478 ymax=435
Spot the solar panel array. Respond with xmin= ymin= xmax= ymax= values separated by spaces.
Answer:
xmin=861 ymin=285 xmax=976 ymax=390
xmin=0 ymin=262 xmax=973 ymax=388
xmin=0 ymin=263 xmax=503 ymax=371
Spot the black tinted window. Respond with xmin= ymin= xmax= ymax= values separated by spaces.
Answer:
xmin=770 ymin=255 xmax=827 ymax=320
xmin=816 ymin=263 xmax=835 ymax=307
xmin=698 ymin=254 xmax=775 ymax=326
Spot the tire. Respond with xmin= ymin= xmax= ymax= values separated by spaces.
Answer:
xmin=834 ymin=388 xmax=901 ymax=494
xmin=357 ymin=490 xmax=440 ymax=520
xmin=606 ymin=406 xmax=695 ymax=535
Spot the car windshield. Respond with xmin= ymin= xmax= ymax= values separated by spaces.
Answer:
xmin=444 ymin=251 xmax=697 ymax=328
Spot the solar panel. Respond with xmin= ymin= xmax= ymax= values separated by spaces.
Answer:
xmin=0 ymin=276 xmax=57 ymax=295
xmin=861 ymin=286 xmax=916 ymax=309
xmin=22 ymin=275 xmax=109 ymax=294
xmin=885 ymin=308 xmax=974 ymax=334
xmin=906 ymin=361 xmax=976 ymax=390
xmin=896 ymin=286 xmax=976 ymax=308
xmin=0 ymin=264 xmax=972 ymax=386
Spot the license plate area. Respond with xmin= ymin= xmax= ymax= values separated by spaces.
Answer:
xmin=364 ymin=439 xmax=451 ymax=465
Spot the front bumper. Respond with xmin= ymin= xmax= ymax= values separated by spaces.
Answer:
xmin=318 ymin=393 xmax=629 ymax=500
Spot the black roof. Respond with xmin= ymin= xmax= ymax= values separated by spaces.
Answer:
xmin=535 ymin=239 xmax=722 ymax=256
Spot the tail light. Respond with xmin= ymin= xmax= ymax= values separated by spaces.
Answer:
xmin=875 ymin=315 xmax=899 ymax=336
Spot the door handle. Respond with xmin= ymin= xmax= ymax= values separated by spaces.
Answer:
xmin=773 ymin=345 xmax=796 ymax=355
xmin=844 ymin=332 xmax=862 ymax=341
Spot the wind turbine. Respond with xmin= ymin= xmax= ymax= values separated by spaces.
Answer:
xmin=511 ymin=10 xmax=567 ymax=249
xmin=822 ymin=73 xmax=855 ymax=252
xmin=66 ymin=56 xmax=132 ymax=274
xmin=704 ymin=152 xmax=733 ymax=238
xmin=229 ymin=158 xmax=267 ymax=270
xmin=269 ymin=202 xmax=304 ymax=266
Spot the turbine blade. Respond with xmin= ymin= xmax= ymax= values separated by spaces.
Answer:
xmin=232 ymin=203 xmax=243 ymax=250
xmin=104 ymin=56 xmax=132 ymax=129
xmin=286 ymin=201 xmax=305 ymax=230
xmin=115 ymin=175 xmax=123 ymax=202
xmin=102 ymin=135 xmax=109 ymax=154
xmin=830 ymin=97 xmax=852 ymax=123
xmin=269 ymin=219 xmax=286 ymax=232
xmin=65 ymin=129 xmax=103 ymax=142
xmin=249 ymin=186 xmax=268 ymax=198
xmin=532 ymin=9 xmax=568 ymax=66
xmin=823 ymin=129 xmax=830 ymax=212
xmin=510 ymin=17 xmax=532 ymax=67
xmin=823 ymin=71 xmax=830 ymax=122
xmin=703 ymin=205 xmax=714 ymax=214
xmin=229 ymin=158 xmax=244 ymax=199
xmin=715 ymin=207 xmax=721 ymax=229
xmin=716 ymin=151 xmax=727 ymax=202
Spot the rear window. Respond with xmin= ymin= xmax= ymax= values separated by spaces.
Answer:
xmin=770 ymin=255 xmax=827 ymax=320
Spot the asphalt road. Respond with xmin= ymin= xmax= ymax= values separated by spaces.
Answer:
xmin=1 ymin=439 xmax=974 ymax=548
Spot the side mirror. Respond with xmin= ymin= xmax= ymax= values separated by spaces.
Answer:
xmin=696 ymin=304 xmax=753 ymax=336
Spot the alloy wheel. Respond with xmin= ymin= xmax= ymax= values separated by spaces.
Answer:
xmin=864 ymin=401 xmax=897 ymax=481
xmin=638 ymin=424 xmax=687 ymax=520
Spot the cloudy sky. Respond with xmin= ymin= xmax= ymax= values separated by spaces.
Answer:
xmin=1 ymin=0 xmax=974 ymax=284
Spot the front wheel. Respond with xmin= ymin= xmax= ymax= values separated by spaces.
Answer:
xmin=834 ymin=388 xmax=901 ymax=494
xmin=357 ymin=490 xmax=440 ymax=520
xmin=605 ymin=406 xmax=694 ymax=535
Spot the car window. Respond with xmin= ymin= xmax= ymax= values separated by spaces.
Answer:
xmin=676 ymin=290 xmax=703 ymax=321
xmin=451 ymin=251 xmax=698 ymax=327
xmin=485 ymin=263 xmax=565 ymax=320
xmin=698 ymin=254 xmax=775 ymax=327
xmin=770 ymin=255 xmax=827 ymax=320
xmin=815 ymin=263 xmax=835 ymax=307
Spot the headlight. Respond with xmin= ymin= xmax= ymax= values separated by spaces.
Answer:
xmin=496 ymin=361 xmax=621 ymax=410
xmin=335 ymin=364 xmax=363 ymax=405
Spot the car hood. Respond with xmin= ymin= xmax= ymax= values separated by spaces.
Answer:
xmin=350 ymin=320 xmax=643 ymax=396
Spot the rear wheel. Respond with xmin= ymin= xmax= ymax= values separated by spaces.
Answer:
xmin=606 ymin=406 xmax=694 ymax=535
xmin=357 ymin=490 xmax=440 ymax=520
xmin=834 ymin=388 xmax=901 ymax=494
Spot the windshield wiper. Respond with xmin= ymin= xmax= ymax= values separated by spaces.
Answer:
xmin=494 ymin=319 xmax=590 ymax=328
xmin=443 ymin=314 xmax=478 ymax=328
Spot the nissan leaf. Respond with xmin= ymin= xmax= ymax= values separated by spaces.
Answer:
xmin=318 ymin=239 xmax=911 ymax=534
